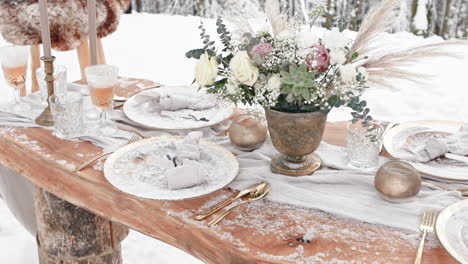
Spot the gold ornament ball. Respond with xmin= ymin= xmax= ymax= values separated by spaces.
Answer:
xmin=375 ymin=161 xmax=421 ymax=203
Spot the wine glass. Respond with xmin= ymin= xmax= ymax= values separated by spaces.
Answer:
xmin=0 ymin=45 xmax=30 ymax=111
xmin=85 ymin=64 xmax=119 ymax=136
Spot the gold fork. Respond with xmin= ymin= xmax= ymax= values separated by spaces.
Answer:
xmin=414 ymin=210 xmax=437 ymax=264
xmin=74 ymin=135 xmax=141 ymax=172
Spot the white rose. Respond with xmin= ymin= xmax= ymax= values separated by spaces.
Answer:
xmin=357 ymin=67 xmax=369 ymax=80
xmin=295 ymin=31 xmax=319 ymax=48
xmin=322 ymin=28 xmax=352 ymax=51
xmin=230 ymin=51 xmax=259 ymax=86
xmin=338 ymin=64 xmax=357 ymax=83
xmin=195 ymin=52 xmax=218 ymax=87
xmin=329 ymin=48 xmax=347 ymax=65
xmin=267 ymin=74 xmax=282 ymax=91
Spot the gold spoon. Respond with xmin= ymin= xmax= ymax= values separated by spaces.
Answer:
xmin=195 ymin=182 xmax=267 ymax=221
xmin=208 ymin=182 xmax=272 ymax=227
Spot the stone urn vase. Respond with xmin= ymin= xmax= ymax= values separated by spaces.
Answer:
xmin=265 ymin=108 xmax=327 ymax=176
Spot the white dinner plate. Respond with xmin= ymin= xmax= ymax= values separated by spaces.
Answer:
xmin=383 ymin=120 xmax=468 ymax=181
xmin=104 ymin=137 xmax=239 ymax=200
xmin=436 ymin=199 xmax=468 ymax=263
xmin=123 ymin=86 xmax=236 ymax=130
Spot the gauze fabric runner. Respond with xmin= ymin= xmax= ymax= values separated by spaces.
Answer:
xmin=210 ymin=137 xmax=464 ymax=232
xmin=0 ymin=89 xmax=465 ymax=233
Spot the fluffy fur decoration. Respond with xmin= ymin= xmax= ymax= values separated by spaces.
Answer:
xmin=0 ymin=0 xmax=130 ymax=51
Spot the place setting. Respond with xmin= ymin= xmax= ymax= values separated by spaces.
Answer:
xmin=0 ymin=0 xmax=468 ymax=263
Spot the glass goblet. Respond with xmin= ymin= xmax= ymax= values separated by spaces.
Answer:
xmin=85 ymin=64 xmax=119 ymax=136
xmin=0 ymin=45 xmax=30 ymax=111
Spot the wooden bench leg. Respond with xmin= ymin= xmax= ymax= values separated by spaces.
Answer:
xmin=35 ymin=187 xmax=128 ymax=264
xmin=30 ymin=45 xmax=41 ymax=94
xmin=77 ymin=37 xmax=107 ymax=82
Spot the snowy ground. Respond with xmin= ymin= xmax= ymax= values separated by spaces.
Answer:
xmin=0 ymin=13 xmax=467 ymax=263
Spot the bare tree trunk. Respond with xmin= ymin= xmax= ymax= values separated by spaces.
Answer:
xmin=441 ymin=0 xmax=452 ymax=38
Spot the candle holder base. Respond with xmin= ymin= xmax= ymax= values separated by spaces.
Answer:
xmin=35 ymin=56 xmax=56 ymax=127
xmin=35 ymin=105 xmax=54 ymax=127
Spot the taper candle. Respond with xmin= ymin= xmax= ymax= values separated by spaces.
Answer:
xmin=88 ymin=0 xmax=98 ymax=65
xmin=38 ymin=0 xmax=52 ymax=58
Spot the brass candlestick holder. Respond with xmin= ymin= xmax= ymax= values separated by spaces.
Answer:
xmin=35 ymin=56 xmax=56 ymax=126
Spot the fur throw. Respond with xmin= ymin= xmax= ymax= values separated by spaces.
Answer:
xmin=0 ymin=0 xmax=130 ymax=51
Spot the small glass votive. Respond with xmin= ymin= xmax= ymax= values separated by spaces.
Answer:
xmin=49 ymin=92 xmax=84 ymax=139
xmin=36 ymin=65 xmax=67 ymax=102
xmin=375 ymin=161 xmax=421 ymax=203
xmin=347 ymin=121 xmax=384 ymax=169
xmin=228 ymin=113 xmax=268 ymax=151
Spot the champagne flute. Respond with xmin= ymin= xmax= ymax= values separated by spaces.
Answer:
xmin=85 ymin=64 xmax=119 ymax=136
xmin=0 ymin=45 xmax=30 ymax=111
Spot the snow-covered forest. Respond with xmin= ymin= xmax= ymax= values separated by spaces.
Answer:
xmin=131 ymin=0 xmax=467 ymax=39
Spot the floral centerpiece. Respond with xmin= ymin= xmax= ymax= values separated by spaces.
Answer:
xmin=187 ymin=11 xmax=370 ymax=120
xmin=186 ymin=3 xmax=372 ymax=176
xmin=186 ymin=0 xmax=467 ymax=176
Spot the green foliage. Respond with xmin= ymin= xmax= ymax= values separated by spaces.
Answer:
xmin=216 ymin=17 xmax=232 ymax=52
xmin=280 ymin=64 xmax=317 ymax=102
xmin=185 ymin=48 xmax=216 ymax=59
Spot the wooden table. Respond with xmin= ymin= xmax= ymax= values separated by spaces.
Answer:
xmin=0 ymin=118 xmax=458 ymax=263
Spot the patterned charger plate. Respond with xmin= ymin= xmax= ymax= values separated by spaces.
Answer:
xmin=103 ymin=137 xmax=239 ymax=200
xmin=383 ymin=120 xmax=468 ymax=181
xmin=123 ymin=86 xmax=236 ymax=130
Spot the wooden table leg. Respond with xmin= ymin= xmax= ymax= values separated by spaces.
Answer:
xmin=35 ymin=187 xmax=128 ymax=264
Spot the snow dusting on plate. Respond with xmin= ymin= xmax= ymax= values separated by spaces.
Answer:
xmin=123 ymin=86 xmax=236 ymax=130
xmin=103 ymin=137 xmax=239 ymax=200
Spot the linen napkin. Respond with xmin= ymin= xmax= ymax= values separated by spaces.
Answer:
xmin=159 ymin=92 xmax=217 ymax=111
xmin=166 ymin=132 xmax=208 ymax=190
xmin=134 ymin=91 xmax=217 ymax=112
xmin=405 ymin=125 xmax=468 ymax=162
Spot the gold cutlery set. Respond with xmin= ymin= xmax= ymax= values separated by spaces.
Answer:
xmin=195 ymin=182 xmax=271 ymax=227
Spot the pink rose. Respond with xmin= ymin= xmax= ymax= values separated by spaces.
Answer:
xmin=306 ymin=45 xmax=330 ymax=72
xmin=250 ymin=43 xmax=273 ymax=57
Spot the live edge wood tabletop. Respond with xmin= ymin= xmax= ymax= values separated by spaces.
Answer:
xmin=0 ymin=121 xmax=457 ymax=263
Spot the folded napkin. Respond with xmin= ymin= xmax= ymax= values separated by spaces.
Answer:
xmin=166 ymin=159 xmax=208 ymax=190
xmin=405 ymin=125 xmax=468 ymax=162
xmin=164 ymin=132 xmax=207 ymax=190
xmin=134 ymin=91 xmax=217 ymax=113
xmin=159 ymin=93 xmax=217 ymax=111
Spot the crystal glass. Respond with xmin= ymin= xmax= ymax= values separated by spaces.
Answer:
xmin=0 ymin=45 xmax=29 ymax=111
xmin=228 ymin=112 xmax=268 ymax=151
xmin=85 ymin=64 xmax=119 ymax=136
xmin=347 ymin=121 xmax=384 ymax=169
xmin=36 ymin=65 xmax=67 ymax=104
xmin=49 ymin=92 xmax=84 ymax=139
